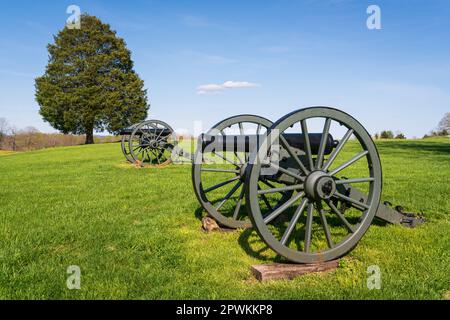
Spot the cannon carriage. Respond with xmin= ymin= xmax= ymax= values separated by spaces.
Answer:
xmin=193 ymin=107 xmax=423 ymax=263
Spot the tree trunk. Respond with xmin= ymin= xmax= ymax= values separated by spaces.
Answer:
xmin=12 ymin=136 xmax=16 ymax=151
xmin=85 ymin=128 xmax=94 ymax=144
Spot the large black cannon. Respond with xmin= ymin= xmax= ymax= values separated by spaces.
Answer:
xmin=200 ymin=133 xmax=337 ymax=155
xmin=192 ymin=107 xmax=424 ymax=263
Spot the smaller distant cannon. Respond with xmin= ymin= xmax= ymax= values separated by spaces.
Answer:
xmin=120 ymin=120 xmax=177 ymax=167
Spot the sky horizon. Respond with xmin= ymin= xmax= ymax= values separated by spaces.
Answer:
xmin=0 ymin=0 xmax=449 ymax=138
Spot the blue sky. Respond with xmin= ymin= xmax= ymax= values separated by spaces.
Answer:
xmin=0 ymin=0 xmax=449 ymax=137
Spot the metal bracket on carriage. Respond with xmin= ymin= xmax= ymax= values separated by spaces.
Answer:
xmin=338 ymin=180 xmax=425 ymax=228
xmin=382 ymin=201 xmax=426 ymax=228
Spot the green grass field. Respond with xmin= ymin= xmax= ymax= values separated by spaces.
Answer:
xmin=0 ymin=138 xmax=449 ymax=300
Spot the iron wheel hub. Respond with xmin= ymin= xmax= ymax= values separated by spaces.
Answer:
xmin=305 ymin=170 xmax=336 ymax=200
xmin=149 ymin=140 xmax=159 ymax=148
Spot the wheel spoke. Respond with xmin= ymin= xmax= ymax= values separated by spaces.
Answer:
xmin=258 ymin=184 xmax=304 ymax=195
xmin=144 ymin=149 xmax=152 ymax=162
xmin=157 ymin=149 xmax=165 ymax=164
xmin=152 ymin=149 xmax=159 ymax=163
xmin=323 ymin=129 xmax=354 ymax=171
xmin=333 ymin=192 xmax=370 ymax=210
xmin=281 ymin=198 xmax=309 ymax=246
xmin=158 ymin=134 xmax=170 ymax=142
xmin=149 ymin=124 xmax=158 ymax=137
xmin=263 ymin=192 xmax=305 ymax=224
xmin=143 ymin=149 xmax=151 ymax=162
xmin=326 ymin=200 xmax=356 ymax=233
xmin=153 ymin=149 xmax=161 ymax=165
xmin=234 ymin=151 xmax=244 ymax=165
xmin=204 ymin=176 xmax=240 ymax=193
xmin=155 ymin=127 xmax=167 ymax=142
xmin=329 ymin=151 xmax=369 ymax=176
xmin=201 ymin=168 xmax=240 ymax=174
xmin=148 ymin=149 xmax=155 ymax=163
xmin=233 ymin=187 xmax=246 ymax=219
xmin=137 ymin=147 xmax=146 ymax=155
xmin=256 ymin=124 xmax=262 ymax=135
xmin=140 ymin=129 xmax=151 ymax=140
xmin=260 ymin=179 xmax=277 ymax=188
xmin=280 ymin=135 xmax=310 ymax=175
xmin=335 ymin=177 xmax=374 ymax=185
xmin=300 ymin=120 xmax=314 ymax=171
xmin=317 ymin=202 xmax=334 ymax=248
xmin=316 ymin=118 xmax=332 ymax=169
xmin=214 ymin=152 xmax=240 ymax=167
xmin=260 ymin=180 xmax=287 ymax=196
xmin=157 ymin=133 xmax=172 ymax=142
xmin=269 ymin=163 xmax=305 ymax=182
xmin=239 ymin=122 xmax=244 ymax=135
xmin=139 ymin=129 xmax=146 ymax=137
xmin=216 ymin=181 xmax=243 ymax=210
xmin=156 ymin=147 xmax=167 ymax=162
xmin=304 ymin=203 xmax=314 ymax=253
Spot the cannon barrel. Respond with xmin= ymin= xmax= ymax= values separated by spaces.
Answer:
xmin=200 ymin=133 xmax=336 ymax=155
xmin=120 ymin=127 xmax=172 ymax=137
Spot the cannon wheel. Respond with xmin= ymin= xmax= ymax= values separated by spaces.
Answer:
xmin=246 ymin=107 xmax=382 ymax=263
xmin=128 ymin=120 xmax=177 ymax=167
xmin=192 ymin=115 xmax=293 ymax=229
xmin=121 ymin=124 xmax=137 ymax=163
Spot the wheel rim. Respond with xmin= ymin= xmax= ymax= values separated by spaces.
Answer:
xmin=246 ymin=107 xmax=382 ymax=263
xmin=121 ymin=124 xmax=137 ymax=163
xmin=192 ymin=115 xmax=282 ymax=229
xmin=129 ymin=120 xmax=177 ymax=167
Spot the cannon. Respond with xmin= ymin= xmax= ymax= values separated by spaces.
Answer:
xmin=192 ymin=107 xmax=424 ymax=263
xmin=120 ymin=120 xmax=178 ymax=166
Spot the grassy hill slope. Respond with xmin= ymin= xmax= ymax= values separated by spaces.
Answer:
xmin=0 ymin=138 xmax=448 ymax=299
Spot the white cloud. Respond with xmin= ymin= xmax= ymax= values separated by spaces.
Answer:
xmin=222 ymin=81 xmax=260 ymax=89
xmin=197 ymin=81 xmax=260 ymax=94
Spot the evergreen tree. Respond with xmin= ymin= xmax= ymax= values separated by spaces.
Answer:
xmin=35 ymin=14 xmax=148 ymax=144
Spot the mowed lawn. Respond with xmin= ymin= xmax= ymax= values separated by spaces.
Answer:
xmin=0 ymin=138 xmax=449 ymax=300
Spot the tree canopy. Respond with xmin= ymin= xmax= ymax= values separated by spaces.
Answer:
xmin=35 ymin=14 xmax=149 ymax=144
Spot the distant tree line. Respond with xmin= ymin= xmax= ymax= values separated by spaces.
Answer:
xmin=423 ymin=112 xmax=449 ymax=138
xmin=374 ymin=113 xmax=449 ymax=140
xmin=373 ymin=130 xmax=406 ymax=140
xmin=0 ymin=118 xmax=118 ymax=152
